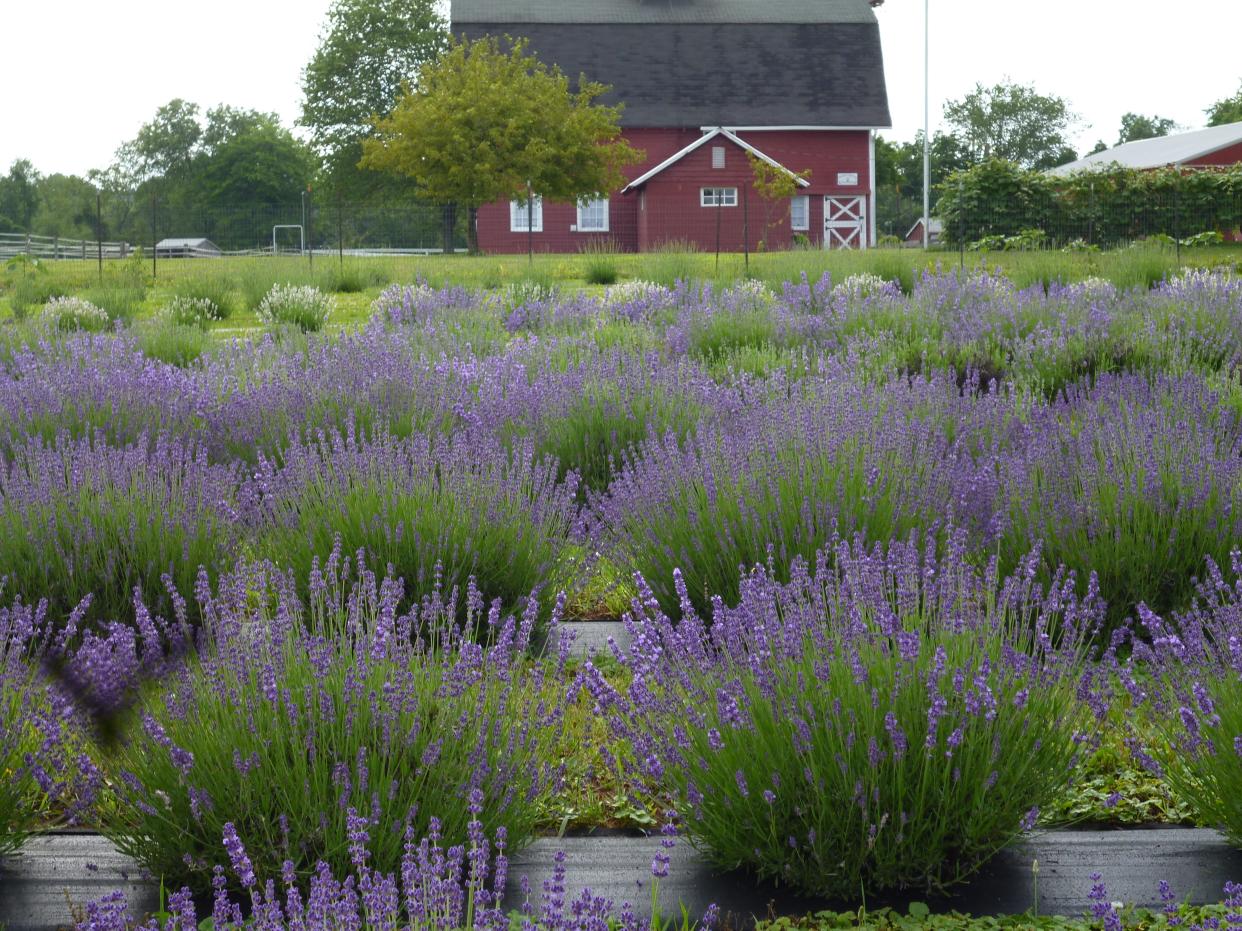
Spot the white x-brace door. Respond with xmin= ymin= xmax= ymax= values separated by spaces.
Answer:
xmin=824 ymin=195 xmax=867 ymax=250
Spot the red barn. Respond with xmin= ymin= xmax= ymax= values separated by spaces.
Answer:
xmin=451 ymin=0 xmax=892 ymax=253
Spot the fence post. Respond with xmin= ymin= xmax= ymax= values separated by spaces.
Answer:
xmin=96 ymin=192 xmax=103 ymax=282
xmin=52 ymin=235 xmax=58 ymax=259
xmin=1174 ymin=173 xmax=1182 ymax=265
xmin=337 ymin=191 xmax=344 ymax=273
xmin=151 ymin=194 xmax=157 ymax=280
xmin=1088 ymin=182 xmax=1095 ymax=247
xmin=442 ymin=203 xmax=456 ymax=255
xmin=307 ymin=189 xmax=314 ymax=270
xmin=743 ymin=185 xmax=750 ymax=275
xmin=714 ymin=188 xmax=722 ymax=274
xmin=958 ymin=177 xmax=965 ymax=270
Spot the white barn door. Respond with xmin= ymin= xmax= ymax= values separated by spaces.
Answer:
xmin=823 ymin=195 xmax=867 ymax=250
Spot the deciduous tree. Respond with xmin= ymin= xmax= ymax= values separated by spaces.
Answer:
xmin=1206 ymin=81 xmax=1242 ymax=127
xmin=0 ymin=160 xmax=42 ymax=233
xmin=1117 ymin=112 xmax=1176 ymax=145
xmin=361 ymin=37 xmax=643 ymax=253
xmin=748 ymin=152 xmax=810 ymax=249
xmin=301 ymin=0 xmax=447 ymax=195
xmin=943 ymin=80 xmax=1078 ymax=170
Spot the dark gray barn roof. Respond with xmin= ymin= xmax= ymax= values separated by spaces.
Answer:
xmin=453 ymin=0 xmax=879 ymax=24
xmin=451 ymin=1 xmax=891 ymax=128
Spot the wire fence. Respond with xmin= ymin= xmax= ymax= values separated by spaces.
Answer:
xmin=4 ymin=181 xmax=1241 ymax=274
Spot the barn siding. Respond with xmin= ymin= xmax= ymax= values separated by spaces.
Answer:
xmin=475 ymin=128 xmax=875 ymax=254
xmin=1187 ymin=140 xmax=1242 ymax=168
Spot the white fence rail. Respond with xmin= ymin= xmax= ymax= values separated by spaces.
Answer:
xmin=0 ymin=232 xmax=133 ymax=260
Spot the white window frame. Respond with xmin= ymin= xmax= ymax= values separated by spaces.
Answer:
xmin=575 ymin=197 xmax=610 ymax=232
xmin=510 ymin=196 xmax=543 ymax=233
xmin=701 ymin=187 xmax=738 ymax=207
xmin=790 ymin=194 xmax=810 ymax=231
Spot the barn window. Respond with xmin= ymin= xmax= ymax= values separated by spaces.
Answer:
xmin=790 ymin=195 xmax=810 ymax=231
xmin=510 ymin=196 xmax=543 ymax=232
xmin=576 ymin=198 xmax=610 ymax=232
xmin=711 ymin=146 xmax=726 ymax=169
xmin=701 ymin=187 xmax=738 ymax=207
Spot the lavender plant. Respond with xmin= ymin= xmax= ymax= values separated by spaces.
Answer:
xmin=0 ymin=329 xmax=209 ymax=456
xmin=81 ymin=812 xmax=715 ymax=931
xmin=0 ymin=596 xmax=48 ymax=855
xmin=586 ymin=532 xmax=1106 ymax=897
xmin=1134 ymin=554 xmax=1242 ymax=844
xmin=247 ymin=427 xmax=577 ymax=622
xmin=998 ymin=372 xmax=1242 ymax=635
xmin=41 ymin=295 xmax=112 ymax=332
xmin=102 ymin=552 xmax=570 ymax=895
xmin=591 ymin=371 xmax=1002 ymax=619
xmin=158 ymin=294 xmax=219 ymax=329
xmin=0 ymin=433 xmax=240 ymax=623
xmin=0 ymin=594 xmax=102 ymax=854
xmin=256 ymin=284 xmax=333 ymax=332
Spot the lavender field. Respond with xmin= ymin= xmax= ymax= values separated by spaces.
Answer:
xmin=5 ymin=265 xmax=1242 ymax=928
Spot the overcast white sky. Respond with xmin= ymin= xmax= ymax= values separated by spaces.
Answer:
xmin=3 ymin=0 xmax=1240 ymax=179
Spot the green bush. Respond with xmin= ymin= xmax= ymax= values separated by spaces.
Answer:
xmin=171 ymin=274 xmax=236 ymax=320
xmin=646 ymin=241 xmax=700 ymax=288
xmin=82 ymin=285 xmax=145 ymax=324
xmin=135 ymin=319 xmax=211 ymax=367
xmin=8 ymin=269 xmax=67 ymax=321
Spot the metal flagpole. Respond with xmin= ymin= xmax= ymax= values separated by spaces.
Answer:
xmin=922 ymin=0 xmax=930 ymax=250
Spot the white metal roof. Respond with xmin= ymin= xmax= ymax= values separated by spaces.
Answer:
xmin=156 ymin=238 xmax=220 ymax=250
xmin=1048 ymin=121 xmax=1242 ymax=176
xmin=621 ymin=128 xmax=813 ymax=193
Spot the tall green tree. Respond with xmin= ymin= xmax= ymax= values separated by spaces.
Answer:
xmin=0 ymin=160 xmax=42 ymax=233
xmin=1206 ymin=81 xmax=1242 ymax=127
xmin=361 ymin=36 xmax=643 ymax=253
xmin=132 ymin=99 xmax=203 ymax=180
xmin=301 ymin=0 xmax=447 ymax=196
xmin=1117 ymin=112 xmax=1176 ymax=145
xmin=194 ymin=115 xmax=317 ymax=206
xmin=32 ymin=174 xmax=97 ymax=239
xmin=943 ymin=80 xmax=1078 ymax=170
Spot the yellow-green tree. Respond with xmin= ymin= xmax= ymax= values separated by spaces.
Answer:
xmin=361 ymin=36 xmax=643 ymax=253
xmin=748 ymin=152 xmax=810 ymax=251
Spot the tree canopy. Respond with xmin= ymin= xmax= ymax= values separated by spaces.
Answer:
xmin=943 ymin=80 xmax=1078 ymax=170
xmin=0 ymin=160 xmax=42 ymax=233
xmin=361 ymin=36 xmax=643 ymax=252
xmin=1206 ymin=81 xmax=1242 ymax=127
xmin=1117 ymin=112 xmax=1176 ymax=145
xmin=300 ymin=0 xmax=447 ymax=195
xmin=101 ymin=101 xmax=316 ymax=209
